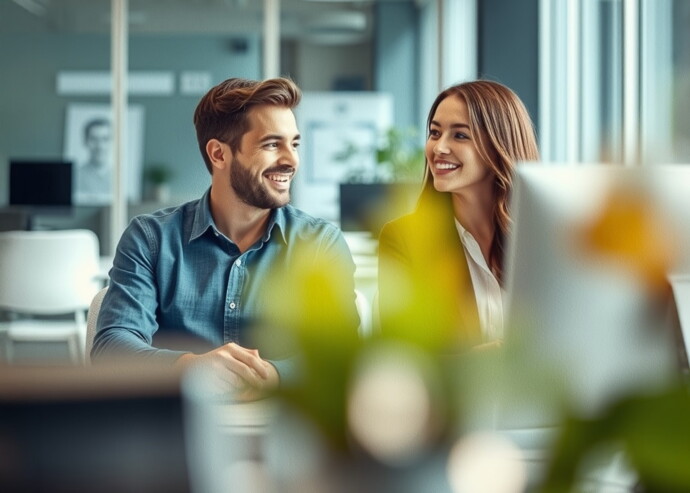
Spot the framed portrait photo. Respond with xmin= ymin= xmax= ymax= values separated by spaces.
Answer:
xmin=63 ymin=103 xmax=144 ymax=205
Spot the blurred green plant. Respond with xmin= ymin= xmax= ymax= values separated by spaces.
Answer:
xmin=539 ymin=384 xmax=690 ymax=492
xmin=144 ymin=163 xmax=174 ymax=185
xmin=335 ymin=126 xmax=425 ymax=183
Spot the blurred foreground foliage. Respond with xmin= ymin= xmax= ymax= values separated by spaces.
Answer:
xmin=541 ymin=383 xmax=690 ymax=492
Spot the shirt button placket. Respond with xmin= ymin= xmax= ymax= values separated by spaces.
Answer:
xmin=226 ymin=254 xmax=244 ymax=342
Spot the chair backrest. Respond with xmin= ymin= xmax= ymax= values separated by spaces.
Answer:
xmin=0 ymin=229 xmax=101 ymax=314
xmin=85 ymin=286 xmax=108 ymax=364
xmin=371 ymin=288 xmax=380 ymax=335
xmin=355 ymin=289 xmax=372 ymax=338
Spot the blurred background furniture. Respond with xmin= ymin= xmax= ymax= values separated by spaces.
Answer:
xmin=354 ymin=288 xmax=372 ymax=338
xmin=85 ymin=286 xmax=108 ymax=364
xmin=0 ymin=229 xmax=101 ymax=365
xmin=0 ymin=208 xmax=30 ymax=232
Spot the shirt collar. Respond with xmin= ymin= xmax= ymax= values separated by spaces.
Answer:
xmin=189 ymin=187 xmax=288 ymax=245
xmin=453 ymin=217 xmax=493 ymax=275
xmin=190 ymin=187 xmax=215 ymax=242
xmin=453 ymin=217 xmax=474 ymax=245
xmin=265 ymin=206 xmax=288 ymax=244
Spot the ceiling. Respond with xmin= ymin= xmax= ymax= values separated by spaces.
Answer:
xmin=4 ymin=0 xmax=417 ymax=43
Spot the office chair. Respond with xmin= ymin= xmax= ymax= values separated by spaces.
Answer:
xmin=0 ymin=229 xmax=100 ymax=365
xmin=85 ymin=286 xmax=108 ymax=364
xmin=355 ymin=288 xmax=373 ymax=338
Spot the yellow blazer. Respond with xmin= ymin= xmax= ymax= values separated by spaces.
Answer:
xmin=377 ymin=193 xmax=482 ymax=351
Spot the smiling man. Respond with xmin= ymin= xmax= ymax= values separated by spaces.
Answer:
xmin=92 ymin=78 xmax=360 ymax=401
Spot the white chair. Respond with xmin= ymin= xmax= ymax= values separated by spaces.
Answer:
xmin=0 ymin=229 xmax=101 ymax=365
xmin=85 ymin=286 xmax=108 ymax=364
xmin=355 ymin=288 xmax=373 ymax=338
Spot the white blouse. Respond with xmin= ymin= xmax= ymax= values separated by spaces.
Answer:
xmin=454 ymin=218 xmax=505 ymax=342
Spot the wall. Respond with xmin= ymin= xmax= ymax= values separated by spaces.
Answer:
xmin=374 ymin=1 xmax=419 ymax=130
xmin=478 ymin=0 xmax=540 ymax=130
xmin=0 ymin=6 xmax=260 ymax=205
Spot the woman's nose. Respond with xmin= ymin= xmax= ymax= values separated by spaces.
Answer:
xmin=434 ymin=137 xmax=450 ymax=155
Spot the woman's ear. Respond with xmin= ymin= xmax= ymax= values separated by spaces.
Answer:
xmin=206 ymin=139 xmax=231 ymax=171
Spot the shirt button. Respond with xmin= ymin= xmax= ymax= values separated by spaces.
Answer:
xmin=229 ymin=301 xmax=236 ymax=309
xmin=235 ymin=259 xmax=242 ymax=267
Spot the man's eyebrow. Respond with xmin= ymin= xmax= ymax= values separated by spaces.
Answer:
xmin=259 ymin=133 xmax=301 ymax=143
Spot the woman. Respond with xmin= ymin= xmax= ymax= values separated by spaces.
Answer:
xmin=377 ymin=80 xmax=540 ymax=352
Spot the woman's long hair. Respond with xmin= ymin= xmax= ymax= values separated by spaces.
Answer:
xmin=418 ymin=80 xmax=540 ymax=285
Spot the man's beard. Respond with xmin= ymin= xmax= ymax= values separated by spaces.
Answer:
xmin=229 ymin=157 xmax=291 ymax=209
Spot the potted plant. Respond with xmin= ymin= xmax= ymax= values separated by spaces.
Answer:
xmin=336 ymin=126 xmax=424 ymax=234
xmin=144 ymin=163 xmax=174 ymax=203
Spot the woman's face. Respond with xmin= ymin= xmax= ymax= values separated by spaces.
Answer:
xmin=425 ymin=95 xmax=495 ymax=198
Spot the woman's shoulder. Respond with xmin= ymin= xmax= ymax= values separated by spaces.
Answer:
xmin=379 ymin=211 xmax=422 ymax=239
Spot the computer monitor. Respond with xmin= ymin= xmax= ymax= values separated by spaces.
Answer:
xmin=501 ymin=164 xmax=690 ymax=423
xmin=339 ymin=182 xmax=420 ymax=235
xmin=0 ymin=365 xmax=191 ymax=493
xmin=9 ymin=159 xmax=73 ymax=207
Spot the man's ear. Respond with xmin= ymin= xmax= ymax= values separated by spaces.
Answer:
xmin=206 ymin=139 xmax=231 ymax=171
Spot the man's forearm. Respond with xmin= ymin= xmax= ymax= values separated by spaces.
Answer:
xmin=91 ymin=328 xmax=188 ymax=365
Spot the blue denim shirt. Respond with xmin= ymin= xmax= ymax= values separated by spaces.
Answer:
xmin=92 ymin=188 xmax=359 ymax=381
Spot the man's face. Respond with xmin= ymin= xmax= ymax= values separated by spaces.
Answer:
xmin=85 ymin=123 xmax=112 ymax=167
xmin=229 ymin=105 xmax=300 ymax=209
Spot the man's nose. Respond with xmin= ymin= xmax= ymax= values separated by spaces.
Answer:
xmin=282 ymin=146 xmax=299 ymax=167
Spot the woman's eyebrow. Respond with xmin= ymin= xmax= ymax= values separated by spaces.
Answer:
xmin=430 ymin=120 xmax=470 ymax=129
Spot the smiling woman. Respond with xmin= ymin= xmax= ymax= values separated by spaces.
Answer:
xmin=377 ymin=80 xmax=540 ymax=352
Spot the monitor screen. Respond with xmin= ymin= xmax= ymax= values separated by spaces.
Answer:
xmin=9 ymin=159 xmax=73 ymax=207
xmin=339 ymin=182 xmax=420 ymax=235
xmin=501 ymin=164 xmax=690 ymax=424
xmin=0 ymin=366 xmax=191 ymax=493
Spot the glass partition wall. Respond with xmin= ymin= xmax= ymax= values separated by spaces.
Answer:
xmin=0 ymin=0 xmax=113 ymax=251
xmin=1 ymin=0 xmax=451 ymax=255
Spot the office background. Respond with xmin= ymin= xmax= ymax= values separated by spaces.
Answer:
xmin=0 ymin=0 xmax=539 ymax=223
xmin=3 ymin=2 xmax=690 ymax=491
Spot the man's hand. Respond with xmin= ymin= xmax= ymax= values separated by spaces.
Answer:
xmin=175 ymin=342 xmax=279 ymax=401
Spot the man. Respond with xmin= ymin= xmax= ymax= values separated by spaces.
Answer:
xmin=92 ymin=77 xmax=360 ymax=401
xmin=74 ymin=117 xmax=112 ymax=205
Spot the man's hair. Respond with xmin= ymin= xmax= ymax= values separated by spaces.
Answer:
xmin=193 ymin=77 xmax=302 ymax=173
xmin=83 ymin=118 xmax=110 ymax=142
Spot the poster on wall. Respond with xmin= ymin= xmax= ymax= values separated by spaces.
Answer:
xmin=63 ymin=103 xmax=144 ymax=205
xmin=304 ymin=120 xmax=378 ymax=184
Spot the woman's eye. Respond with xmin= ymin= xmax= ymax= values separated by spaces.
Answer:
xmin=428 ymin=129 xmax=440 ymax=138
xmin=455 ymin=133 xmax=469 ymax=140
